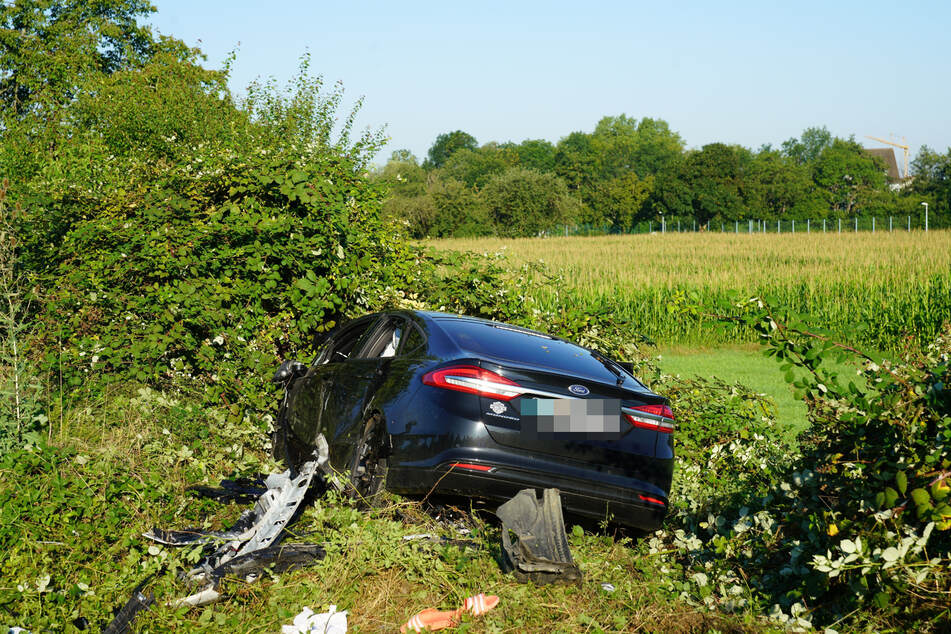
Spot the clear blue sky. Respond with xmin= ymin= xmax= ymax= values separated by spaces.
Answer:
xmin=148 ymin=0 xmax=951 ymax=166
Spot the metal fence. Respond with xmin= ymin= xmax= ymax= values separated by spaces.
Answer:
xmin=558 ymin=214 xmax=942 ymax=237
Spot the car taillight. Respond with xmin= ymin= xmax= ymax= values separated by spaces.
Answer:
xmin=450 ymin=462 xmax=495 ymax=472
xmin=623 ymin=403 xmax=675 ymax=433
xmin=422 ymin=365 xmax=523 ymax=401
xmin=639 ymin=494 xmax=666 ymax=506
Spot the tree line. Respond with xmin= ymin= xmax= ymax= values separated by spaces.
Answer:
xmin=376 ymin=120 xmax=951 ymax=238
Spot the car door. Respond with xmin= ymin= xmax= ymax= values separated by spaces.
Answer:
xmin=286 ymin=315 xmax=381 ymax=452
xmin=316 ymin=316 xmax=411 ymax=467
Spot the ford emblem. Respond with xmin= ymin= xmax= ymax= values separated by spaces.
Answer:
xmin=569 ymin=384 xmax=589 ymax=396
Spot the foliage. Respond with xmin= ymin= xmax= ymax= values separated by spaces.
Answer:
xmin=0 ymin=0 xmax=166 ymax=120
xmin=513 ymin=138 xmax=556 ymax=172
xmin=479 ymin=167 xmax=581 ymax=238
xmin=439 ymin=142 xmax=518 ymax=189
xmin=781 ymin=126 xmax=833 ymax=166
xmin=0 ymin=181 xmax=44 ymax=453
xmin=652 ymin=143 xmax=747 ymax=224
xmin=589 ymin=172 xmax=653 ymax=230
xmin=912 ymin=145 xmax=951 ymax=226
xmin=241 ymin=53 xmax=387 ymax=169
xmin=648 ymin=301 xmax=951 ymax=629
xmin=424 ymin=129 xmax=477 ymax=168
xmin=382 ymin=118 xmax=939 ymax=238
xmin=5 ymin=49 xmax=394 ymax=423
xmin=812 ymin=138 xmax=887 ymax=216
xmin=591 ymin=114 xmax=684 ymax=180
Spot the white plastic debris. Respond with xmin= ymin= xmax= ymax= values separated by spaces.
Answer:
xmin=281 ymin=605 xmax=348 ymax=634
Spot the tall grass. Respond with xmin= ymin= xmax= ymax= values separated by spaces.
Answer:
xmin=427 ymin=231 xmax=951 ymax=350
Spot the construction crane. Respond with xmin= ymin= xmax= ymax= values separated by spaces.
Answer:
xmin=865 ymin=135 xmax=910 ymax=179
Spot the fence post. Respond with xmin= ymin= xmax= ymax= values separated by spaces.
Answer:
xmin=872 ymin=217 xmax=875 ymax=233
xmin=854 ymin=217 xmax=858 ymax=232
xmin=677 ymin=220 xmax=680 ymax=232
xmin=693 ymin=220 xmax=696 ymax=232
xmin=807 ymin=219 xmax=810 ymax=233
xmin=889 ymin=216 xmax=892 ymax=232
xmin=838 ymin=218 xmax=842 ymax=233
xmin=908 ymin=215 xmax=911 ymax=231
xmin=823 ymin=219 xmax=826 ymax=232
xmin=777 ymin=220 xmax=781 ymax=233
xmin=792 ymin=219 xmax=796 ymax=233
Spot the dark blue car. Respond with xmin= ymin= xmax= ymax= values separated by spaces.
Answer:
xmin=273 ymin=310 xmax=674 ymax=530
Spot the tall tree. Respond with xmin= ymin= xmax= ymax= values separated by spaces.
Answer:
xmin=744 ymin=149 xmax=821 ymax=218
xmin=590 ymin=172 xmax=653 ymax=230
xmin=515 ymin=138 xmax=556 ymax=172
xmin=481 ymin=167 xmax=580 ymax=237
xmin=651 ymin=143 xmax=745 ymax=224
xmin=439 ymin=142 xmax=517 ymax=189
xmin=812 ymin=138 xmax=887 ymax=216
xmin=0 ymin=0 xmax=171 ymax=120
xmin=911 ymin=145 xmax=951 ymax=213
xmin=425 ymin=130 xmax=477 ymax=168
xmin=554 ymin=131 xmax=599 ymax=192
xmin=592 ymin=114 xmax=684 ymax=179
xmin=781 ymin=126 xmax=833 ymax=166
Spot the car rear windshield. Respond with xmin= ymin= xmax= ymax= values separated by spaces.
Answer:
xmin=436 ymin=318 xmax=624 ymax=383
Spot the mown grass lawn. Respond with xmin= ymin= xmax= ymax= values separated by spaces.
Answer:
xmin=653 ymin=344 xmax=861 ymax=439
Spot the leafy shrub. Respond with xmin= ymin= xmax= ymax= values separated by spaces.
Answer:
xmin=8 ymin=54 xmax=402 ymax=420
xmin=658 ymin=374 xmax=791 ymax=517
xmin=649 ymin=303 xmax=951 ymax=630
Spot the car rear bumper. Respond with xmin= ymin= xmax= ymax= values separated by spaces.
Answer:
xmin=387 ymin=454 xmax=670 ymax=531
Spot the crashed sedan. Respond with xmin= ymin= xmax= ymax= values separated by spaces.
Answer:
xmin=272 ymin=310 xmax=674 ymax=530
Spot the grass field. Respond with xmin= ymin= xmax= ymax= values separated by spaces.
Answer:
xmin=428 ymin=231 xmax=951 ymax=351
xmin=654 ymin=343 xmax=860 ymax=438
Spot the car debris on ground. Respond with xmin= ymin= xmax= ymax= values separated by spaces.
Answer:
xmin=496 ymin=488 xmax=583 ymax=585
xmin=102 ymin=453 xmax=581 ymax=631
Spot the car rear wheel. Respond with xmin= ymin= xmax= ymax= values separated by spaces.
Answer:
xmin=347 ymin=414 xmax=388 ymax=506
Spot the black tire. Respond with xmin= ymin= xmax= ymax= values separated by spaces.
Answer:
xmin=347 ymin=414 xmax=388 ymax=506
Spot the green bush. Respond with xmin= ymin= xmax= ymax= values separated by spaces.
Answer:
xmin=649 ymin=303 xmax=951 ymax=629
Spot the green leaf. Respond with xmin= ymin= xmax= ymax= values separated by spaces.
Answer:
xmin=872 ymin=592 xmax=891 ymax=608
xmin=895 ymin=471 xmax=907 ymax=495
xmin=910 ymin=488 xmax=931 ymax=507
xmin=884 ymin=487 xmax=899 ymax=508
xmin=881 ymin=547 xmax=900 ymax=562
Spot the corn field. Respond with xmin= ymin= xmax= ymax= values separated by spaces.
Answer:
xmin=428 ymin=231 xmax=951 ymax=350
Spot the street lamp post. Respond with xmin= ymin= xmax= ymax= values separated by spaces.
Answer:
xmin=921 ymin=202 xmax=929 ymax=232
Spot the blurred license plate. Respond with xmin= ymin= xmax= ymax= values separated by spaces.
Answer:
xmin=521 ymin=398 xmax=622 ymax=438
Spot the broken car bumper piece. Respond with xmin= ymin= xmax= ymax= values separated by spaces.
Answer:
xmin=496 ymin=488 xmax=582 ymax=585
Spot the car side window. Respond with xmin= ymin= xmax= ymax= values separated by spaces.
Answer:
xmin=398 ymin=322 xmax=427 ymax=356
xmin=317 ymin=317 xmax=379 ymax=364
xmin=357 ymin=317 xmax=405 ymax=359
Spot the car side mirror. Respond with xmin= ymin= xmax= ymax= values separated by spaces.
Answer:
xmin=272 ymin=360 xmax=306 ymax=384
